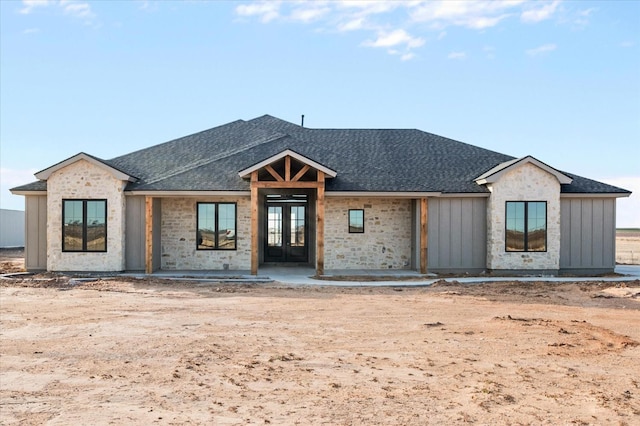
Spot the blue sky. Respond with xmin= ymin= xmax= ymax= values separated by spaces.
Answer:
xmin=1 ymin=0 xmax=638 ymax=226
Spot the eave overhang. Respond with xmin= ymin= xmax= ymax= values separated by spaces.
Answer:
xmin=560 ymin=192 xmax=631 ymax=199
xmin=124 ymin=190 xmax=250 ymax=197
xmin=326 ymin=191 xmax=443 ymax=198
xmin=9 ymin=190 xmax=48 ymax=196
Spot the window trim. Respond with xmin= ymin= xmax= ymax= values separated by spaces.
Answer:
xmin=62 ymin=199 xmax=108 ymax=253
xmin=348 ymin=209 xmax=365 ymax=234
xmin=196 ymin=202 xmax=237 ymax=251
xmin=505 ymin=201 xmax=547 ymax=252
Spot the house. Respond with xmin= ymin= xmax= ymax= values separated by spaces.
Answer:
xmin=10 ymin=115 xmax=631 ymax=275
xmin=0 ymin=209 xmax=25 ymax=248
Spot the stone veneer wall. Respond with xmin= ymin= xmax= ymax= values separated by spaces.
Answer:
xmin=160 ymin=197 xmax=251 ymax=270
xmin=46 ymin=160 xmax=127 ymax=271
xmin=486 ymin=163 xmax=561 ymax=271
xmin=324 ymin=197 xmax=412 ymax=270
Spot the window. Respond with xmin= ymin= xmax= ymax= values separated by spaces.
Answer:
xmin=505 ymin=201 xmax=547 ymax=252
xmin=197 ymin=202 xmax=236 ymax=250
xmin=349 ymin=209 xmax=364 ymax=233
xmin=63 ymin=200 xmax=107 ymax=252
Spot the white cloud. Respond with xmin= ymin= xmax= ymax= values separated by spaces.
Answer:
xmin=360 ymin=28 xmax=425 ymax=60
xmin=410 ymin=1 xmax=518 ymax=30
xmin=235 ymin=1 xmax=280 ymax=23
xmin=526 ymin=43 xmax=557 ymax=56
xmin=447 ymin=51 xmax=466 ymax=60
xmin=19 ymin=0 xmax=95 ymax=23
xmin=578 ymin=7 xmax=596 ymax=17
xmin=363 ymin=29 xmax=425 ymax=49
xmin=233 ymin=1 xmax=576 ymax=60
xmin=598 ymin=177 xmax=640 ymax=228
xmin=291 ymin=6 xmax=331 ymax=23
xmin=337 ymin=1 xmax=401 ymax=16
xmin=22 ymin=28 xmax=40 ymax=34
xmin=137 ymin=1 xmax=154 ymax=11
xmin=570 ymin=6 xmax=597 ymax=28
xmin=468 ymin=14 xmax=511 ymax=29
xmin=338 ymin=17 xmax=366 ymax=32
xmin=401 ymin=52 xmax=415 ymax=61
xmin=620 ymin=41 xmax=635 ymax=48
xmin=19 ymin=0 xmax=51 ymax=15
xmin=521 ymin=0 xmax=560 ymax=23
xmin=60 ymin=0 xmax=94 ymax=20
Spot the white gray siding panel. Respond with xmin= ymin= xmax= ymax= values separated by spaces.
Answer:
xmin=560 ymin=198 xmax=616 ymax=272
xmin=428 ymin=198 xmax=486 ymax=272
xmin=153 ymin=198 xmax=161 ymax=271
xmin=24 ymin=196 xmax=47 ymax=271
xmin=125 ymin=196 xmax=146 ymax=271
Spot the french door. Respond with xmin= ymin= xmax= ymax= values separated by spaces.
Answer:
xmin=264 ymin=202 xmax=308 ymax=263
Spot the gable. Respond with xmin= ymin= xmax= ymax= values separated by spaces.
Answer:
xmin=474 ymin=155 xmax=572 ymax=186
xmin=35 ymin=152 xmax=137 ymax=182
xmin=238 ymin=149 xmax=337 ymax=180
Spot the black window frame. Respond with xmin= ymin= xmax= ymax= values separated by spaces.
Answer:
xmin=196 ymin=202 xmax=237 ymax=251
xmin=348 ymin=209 xmax=365 ymax=233
xmin=505 ymin=201 xmax=547 ymax=252
xmin=62 ymin=199 xmax=108 ymax=252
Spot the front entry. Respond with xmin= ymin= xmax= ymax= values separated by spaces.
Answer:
xmin=264 ymin=195 xmax=308 ymax=263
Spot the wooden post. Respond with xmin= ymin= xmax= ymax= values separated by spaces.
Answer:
xmin=285 ymin=155 xmax=291 ymax=181
xmin=316 ymin=171 xmax=325 ymax=276
xmin=420 ymin=198 xmax=428 ymax=274
xmin=250 ymin=172 xmax=259 ymax=275
xmin=145 ymin=196 xmax=153 ymax=274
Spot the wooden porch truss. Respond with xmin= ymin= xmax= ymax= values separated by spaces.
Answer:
xmin=247 ymin=153 xmax=333 ymax=276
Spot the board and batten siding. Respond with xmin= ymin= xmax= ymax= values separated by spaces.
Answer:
xmin=125 ymin=196 xmax=146 ymax=271
xmin=24 ymin=196 xmax=47 ymax=271
xmin=152 ymin=198 xmax=162 ymax=272
xmin=427 ymin=198 xmax=487 ymax=273
xmin=560 ymin=198 xmax=616 ymax=273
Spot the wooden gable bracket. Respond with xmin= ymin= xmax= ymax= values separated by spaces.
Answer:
xmin=259 ymin=156 xmax=314 ymax=185
xmin=261 ymin=156 xmax=310 ymax=183
xmin=239 ymin=149 xmax=337 ymax=183
xmin=264 ymin=164 xmax=284 ymax=182
xmin=292 ymin=164 xmax=311 ymax=182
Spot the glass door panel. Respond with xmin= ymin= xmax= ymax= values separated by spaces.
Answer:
xmin=290 ymin=206 xmax=305 ymax=247
xmin=267 ymin=206 xmax=283 ymax=247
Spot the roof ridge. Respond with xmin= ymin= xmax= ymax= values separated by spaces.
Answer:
xmin=110 ymin=119 xmax=248 ymax=162
xmin=143 ymin=132 xmax=290 ymax=186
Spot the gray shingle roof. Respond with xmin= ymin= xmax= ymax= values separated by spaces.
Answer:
xmin=11 ymin=114 xmax=631 ymax=195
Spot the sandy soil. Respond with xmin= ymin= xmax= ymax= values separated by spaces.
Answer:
xmin=1 ymin=260 xmax=639 ymax=424
xmin=0 ymin=249 xmax=24 ymax=274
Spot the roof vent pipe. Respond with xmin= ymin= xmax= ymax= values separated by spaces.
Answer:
xmin=301 ymin=114 xmax=304 ymax=127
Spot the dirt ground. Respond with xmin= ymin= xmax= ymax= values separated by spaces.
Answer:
xmin=1 ymin=251 xmax=640 ymax=425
